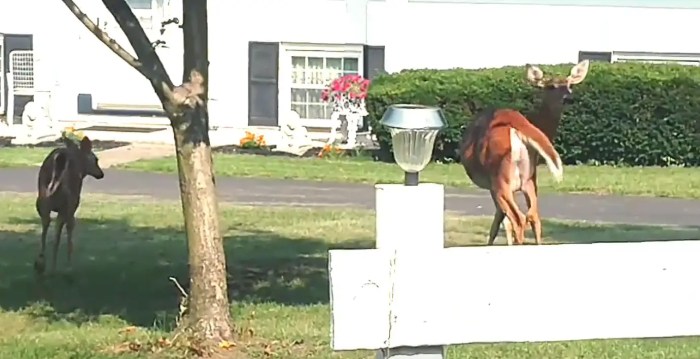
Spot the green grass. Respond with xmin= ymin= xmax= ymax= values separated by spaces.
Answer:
xmin=0 ymin=147 xmax=49 ymax=168
xmin=1 ymin=192 xmax=699 ymax=358
xmin=121 ymin=153 xmax=700 ymax=199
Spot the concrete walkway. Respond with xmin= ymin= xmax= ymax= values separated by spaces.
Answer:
xmin=3 ymin=167 xmax=700 ymax=227
xmin=96 ymin=143 xmax=174 ymax=168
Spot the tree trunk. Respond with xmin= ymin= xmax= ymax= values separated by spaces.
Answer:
xmin=172 ymin=118 xmax=234 ymax=343
xmin=172 ymin=0 xmax=235 ymax=344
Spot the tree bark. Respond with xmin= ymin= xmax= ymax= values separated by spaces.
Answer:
xmin=172 ymin=120 xmax=233 ymax=343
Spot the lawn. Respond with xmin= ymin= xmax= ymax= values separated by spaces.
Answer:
xmin=122 ymin=153 xmax=700 ymax=199
xmin=0 ymin=147 xmax=51 ymax=168
xmin=1 ymin=192 xmax=699 ymax=358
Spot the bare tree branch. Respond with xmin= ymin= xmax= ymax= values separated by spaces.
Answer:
xmin=59 ymin=0 xmax=147 ymax=77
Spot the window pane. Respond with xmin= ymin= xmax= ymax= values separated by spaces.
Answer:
xmin=127 ymin=0 xmax=152 ymax=9
xmin=291 ymin=104 xmax=306 ymax=119
xmin=308 ymin=57 xmax=323 ymax=85
xmin=291 ymin=88 xmax=306 ymax=102
xmin=343 ymin=58 xmax=359 ymax=72
xmin=308 ymin=105 xmax=326 ymax=119
xmin=307 ymin=89 xmax=323 ymax=104
xmin=325 ymin=58 xmax=343 ymax=83
xmin=327 ymin=58 xmax=342 ymax=70
xmin=291 ymin=57 xmax=305 ymax=85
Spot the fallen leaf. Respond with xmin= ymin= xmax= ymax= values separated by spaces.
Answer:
xmin=156 ymin=337 xmax=171 ymax=348
xmin=219 ymin=340 xmax=237 ymax=350
xmin=291 ymin=339 xmax=304 ymax=346
xmin=263 ymin=343 xmax=273 ymax=356
xmin=119 ymin=326 xmax=138 ymax=334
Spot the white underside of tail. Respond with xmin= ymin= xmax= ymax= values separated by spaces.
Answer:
xmin=510 ymin=127 xmax=564 ymax=183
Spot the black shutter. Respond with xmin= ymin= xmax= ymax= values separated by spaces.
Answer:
xmin=578 ymin=51 xmax=612 ymax=63
xmin=248 ymin=42 xmax=279 ymax=127
xmin=363 ymin=45 xmax=386 ymax=80
xmin=361 ymin=45 xmax=385 ymax=132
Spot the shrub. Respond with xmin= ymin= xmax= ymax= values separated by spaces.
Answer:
xmin=366 ymin=62 xmax=700 ymax=166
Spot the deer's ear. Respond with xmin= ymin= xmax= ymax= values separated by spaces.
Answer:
xmin=526 ymin=64 xmax=545 ymax=87
xmin=80 ymin=136 xmax=92 ymax=152
xmin=568 ymin=60 xmax=590 ymax=85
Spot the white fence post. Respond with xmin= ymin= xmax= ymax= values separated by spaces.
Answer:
xmin=374 ymin=183 xmax=446 ymax=359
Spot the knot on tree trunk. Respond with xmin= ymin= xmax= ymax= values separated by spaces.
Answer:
xmin=173 ymin=69 xmax=206 ymax=109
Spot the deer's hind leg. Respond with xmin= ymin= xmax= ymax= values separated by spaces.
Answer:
xmin=487 ymin=191 xmax=514 ymax=246
xmin=34 ymin=198 xmax=52 ymax=275
xmin=493 ymin=188 xmax=526 ymax=245
xmin=65 ymin=215 xmax=76 ymax=271
xmin=522 ymin=178 xmax=543 ymax=245
xmin=51 ymin=214 xmax=66 ymax=274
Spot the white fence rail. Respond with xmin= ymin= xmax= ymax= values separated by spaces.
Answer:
xmin=328 ymin=183 xmax=700 ymax=358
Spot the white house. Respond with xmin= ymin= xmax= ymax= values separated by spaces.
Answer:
xmin=1 ymin=0 xmax=700 ymax=146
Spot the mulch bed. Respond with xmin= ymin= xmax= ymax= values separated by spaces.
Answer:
xmin=212 ymin=145 xmax=320 ymax=158
xmin=0 ymin=136 xmax=130 ymax=151
xmin=212 ymin=144 xmax=385 ymax=160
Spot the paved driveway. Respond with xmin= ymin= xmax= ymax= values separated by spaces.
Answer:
xmin=4 ymin=168 xmax=699 ymax=227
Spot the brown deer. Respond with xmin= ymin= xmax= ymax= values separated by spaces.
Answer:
xmin=461 ymin=109 xmax=563 ymax=245
xmin=34 ymin=136 xmax=104 ymax=275
xmin=460 ymin=60 xmax=590 ymax=245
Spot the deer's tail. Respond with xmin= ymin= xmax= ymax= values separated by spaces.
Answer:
xmin=46 ymin=152 xmax=68 ymax=196
xmin=510 ymin=120 xmax=563 ymax=182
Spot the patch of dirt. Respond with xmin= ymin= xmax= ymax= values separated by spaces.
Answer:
xmin=212 ymin=145 xmax=319 ymax=158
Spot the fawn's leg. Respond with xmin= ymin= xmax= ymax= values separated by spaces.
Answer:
xmin=522 ymin=179 xmax=543 ymax=245
xmin=65 ymin=215 xmax=76 ymax=270
xmin=35 ymin=199 xmax=51 ymax=274
xmin=51 ymin=215 xmax=66 ymax=273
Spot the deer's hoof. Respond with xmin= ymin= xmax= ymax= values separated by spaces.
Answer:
xmin=33 ymin=257 xmax=46 ymax=276
xmin=61 ymin=266 xmax=74 ymax=281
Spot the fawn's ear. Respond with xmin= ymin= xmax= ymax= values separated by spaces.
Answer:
xmin=80 ymin=136 xmax=92 ymax=152
xmin=526 ymin=64 xmax=545 ymax=87
xmin=567 ymin=60 xmax=590 ymax=85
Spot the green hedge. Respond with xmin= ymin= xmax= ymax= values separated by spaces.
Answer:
xmin=366 ymin=62 xmax=700 ymax=167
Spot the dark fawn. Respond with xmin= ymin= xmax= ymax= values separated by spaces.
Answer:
xmin=34 ymin=136 xmax=104 ymax=275
xmin=460 ymin=60 xmax=590 ymax=245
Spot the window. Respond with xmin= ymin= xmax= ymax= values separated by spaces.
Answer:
xmin=126 ymin=0 xmax=157 ymax=30
xmin=406 ymin=0 xmax=700 ymax=9
xmin=579 ymin=50 xmax=700 ymax=66
xmin=126 ymin=0 xmax=152 ymax=9
xmin=612 ymin=51 xmax=700 ymax=66
xmin=286 ymin=49 xmax=363 ymax=125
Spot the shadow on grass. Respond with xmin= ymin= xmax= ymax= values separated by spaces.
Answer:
xmin=0 ymin=215 xmax=696 ymax=329
xmin=0 ymin=216 xmax=370 ymax=328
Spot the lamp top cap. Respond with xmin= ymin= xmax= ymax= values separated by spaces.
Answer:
xmin=380 ymin=104 xmax=447 ymax=130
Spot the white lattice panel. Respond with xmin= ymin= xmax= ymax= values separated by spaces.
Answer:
xmin=9 ymin=50 xmax=34 ymax=92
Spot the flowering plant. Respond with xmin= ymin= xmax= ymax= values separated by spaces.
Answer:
xmin=239 ymin=131 xmax=267 ymax=149
xmin=320 ymin=74 xmax=371 ymax=116
xmin=317 ymin=143 xmax=346 ymax=159
xmin=61 ymin=126 xmax=85 ymax=145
